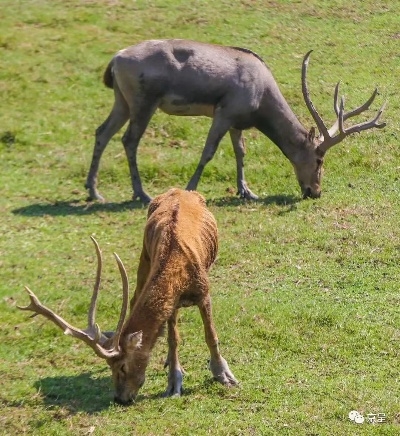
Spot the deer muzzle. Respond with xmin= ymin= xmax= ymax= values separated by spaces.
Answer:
xmin=302 ymin=187 xmax=321 ymax=199
xmin=114 ymin=393 xmax=136 ymax=406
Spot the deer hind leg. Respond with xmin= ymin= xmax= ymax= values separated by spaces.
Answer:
xmin=85 ymin=86 xmax=130 ymax=202
xmin=229 ymin=128 xmax=258 ymax=200
xmin=163 ymin=309 xmax=184 ymax=397
xmin=186 ymin=108 xmax=232 ymax=192
xmin=122 ymin=100 xmax=158 ymax=204
xmin=198 ymin=294 xmax=238 ymax=387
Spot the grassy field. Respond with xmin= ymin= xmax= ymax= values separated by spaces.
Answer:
xmin=1 ymin=0 xmax=399 ymax=434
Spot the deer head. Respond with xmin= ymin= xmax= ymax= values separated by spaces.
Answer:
xmin=298 ymin=50 xmax=386 ymax=199
xmin=18 ymin=237 xmax=144 ymax=405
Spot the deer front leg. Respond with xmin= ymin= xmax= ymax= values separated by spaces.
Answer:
xmin=198 ymin=294 xmax=238 ymax=387
xmin=86 ymin=90 xmax=129 ymax=202
xmin=229 ymin=129 xmax=258 ymax=200
xmin=163 ymin=309 xmax=184 ymax=397
xmin=186 ymin=110 xmax=231 ymax=192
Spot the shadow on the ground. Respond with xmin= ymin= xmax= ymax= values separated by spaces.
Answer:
xmin=209 ymin=193 xmax=301 ymax=209
xmin=12 ymin=192 xmax=301 ymax=218
xmin=12 ymin=199 xmax=146 ymax=217
xmin=31 ymin=371 xmax=183 ymax=414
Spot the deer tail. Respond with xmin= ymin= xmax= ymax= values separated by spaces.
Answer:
xmin=103 ymin=59 xmax=114 ymax=89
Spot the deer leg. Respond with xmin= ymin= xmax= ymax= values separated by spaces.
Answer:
xmin=186 ymin=110 xmax=231 ymax=192
xmin=198 ymin=294 xmax=238 ymax=387
xmin=85 ymin=87 xmax=129 ymax=202
xmin=163 ymin=309 xmax=184 ymax=397
xmin=229 ymin=128 xmax=258 ymax=200
xmin=121 ymin=101 xmax=158 ymax=204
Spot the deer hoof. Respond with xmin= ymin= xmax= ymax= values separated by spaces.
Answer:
xmin=86 ymin=192 xmax=105 ymax=203
xmin=209 ymin=357 xmax=239 ymax=387
xmin=163 ymin=368 xmax=184 ymax=397
xmin=239 ymin=189 xmax=259 ymax=201
xmin=85 ymin=182 xmax=106 ymax=202
xmin=238 ymin=182 xmax=259 ymax=200
xmin=133 ymin=192 xmax=152 ymax=204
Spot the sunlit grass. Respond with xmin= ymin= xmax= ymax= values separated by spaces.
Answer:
xmin=1 ymin=0 xmax=399 ymax=434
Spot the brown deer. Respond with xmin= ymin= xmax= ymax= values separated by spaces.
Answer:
xmin=85 ymin=39 xmax=386 ymax=203
xmin=19 ymin=188 xmax=237 ymax=405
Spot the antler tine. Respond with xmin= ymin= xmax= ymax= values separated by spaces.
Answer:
xmin=18 ymin=239 xmax=124 ymax=360
xmin=334 ymin=85 xmax=380 ymax=121
xmin=327 ymin=82 xmax=341 ymax=137
xmin=341 ymin=99 xmax=387 ymax=135
xmin=111 ymin=252 xmax=129 ymax=352
xmin=316 ymin=64 xmax=387 ymax=152
xmin=301 ymin=50 xmax=330 ymax=141
xmin=18 ymin=287 xmax=117 ymax=359
xmin=332 ymin=84 xmax=379 ymax=121
xmin=88 ymin=236 xmax=102 ymax=332
xmin=374 ymin=100 xmax=387 ymax=127
xmin=333 ymin=81 xmax=340 ymax=117
xmin=321 ymin=95 xmax=387 ymax=152
xmin=338 ymin=96 xmax=346 ymax=135
xmin=18 ymin=286 xmax=77 ymax=333
xmin=345 ymin=87 xmax=379 ymax=119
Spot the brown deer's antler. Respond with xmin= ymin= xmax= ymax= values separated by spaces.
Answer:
xmin=18 ymin=237 xmax=129 ymax=360
xmin=110 ymin=251 xmax=129 ymax=352
xmin=302 ymin=51 xmax=386 ymax=153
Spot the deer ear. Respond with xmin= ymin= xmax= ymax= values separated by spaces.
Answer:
xmin=307 ymin=127 xmax=316 ymax=142
xmin=125 ymin=331 xmax=143 ymax=351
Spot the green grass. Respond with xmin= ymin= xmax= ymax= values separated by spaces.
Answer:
xmin=1 ymin=0 xmax=399 ymax=434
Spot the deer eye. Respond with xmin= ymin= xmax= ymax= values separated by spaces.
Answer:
xmin=316 ymin=158 xmax=323 ymax=166
xmin=119 ymin=364 xmax=127 ymax=375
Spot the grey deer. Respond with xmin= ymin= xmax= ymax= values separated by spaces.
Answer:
xmin=19 ymin=189 xmax=237 ymax=405
xmin=85 ymin=39 xmax=386 ymax=203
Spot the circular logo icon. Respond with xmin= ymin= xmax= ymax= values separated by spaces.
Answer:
xmin=349 ymin=410 xmax=364 ymax=424
xmin=349 ymin=411 xmax=359 ymax=421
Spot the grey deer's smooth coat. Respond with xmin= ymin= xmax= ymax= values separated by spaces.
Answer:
xmin=85 ymin=39 xmax=386 ymax=202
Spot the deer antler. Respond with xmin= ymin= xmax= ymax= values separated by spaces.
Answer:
xmin=301 ymin=51 xmax=386 ymax=153
xmin=110 ymin=252 xmax=129 ymax=352
xmin=18 ymin=237 xmax=129 ymax=360
xmin=87 ymin=236 xmax=102 ymax=338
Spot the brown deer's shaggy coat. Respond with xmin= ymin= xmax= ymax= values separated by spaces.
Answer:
xmin=19 ymin=188 xmax=237 ymax=404
xmin=111 ymin=188 xmax=237 ymax=403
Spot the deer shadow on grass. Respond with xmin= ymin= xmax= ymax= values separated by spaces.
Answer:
xmin=12 ymin=199 xmax=147 ymax=217
xmin=33 ymin=371 xmax=113 ymax=413
xmin=209 ymin=193 xmax=300 ymax=210
xmin=33 ymin=370 xmax=190 ymax=414
xmin=12 ymin=193 xmax=300 ymax=218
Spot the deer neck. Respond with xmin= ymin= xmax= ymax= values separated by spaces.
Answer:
xmin=122 ymin=268 xmax=186 ymax=353
xmin=122 ymin=305 xmax=163 ymax=353
xmin=256 ymin=89 xmax=309 ymax=162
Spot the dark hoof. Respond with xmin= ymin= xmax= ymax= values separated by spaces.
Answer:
xmin=133 ymin=193 xmax=152 ymax=204
xmin=239 ymin=191 xmax=259 ymax=201
xmin=85 ymin=189 xmax=105 ymax=203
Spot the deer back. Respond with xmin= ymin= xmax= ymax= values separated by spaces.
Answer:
xmin=144 ymin=188 xmax=218 ymax=273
